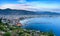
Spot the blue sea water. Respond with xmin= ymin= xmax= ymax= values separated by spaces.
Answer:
xmin=20 ymin=17 xmax=60 ymax=36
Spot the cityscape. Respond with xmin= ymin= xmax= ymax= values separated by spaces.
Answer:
xmin=0 ymin=15 xmax=55 ymax=36
xmin=0 ymin=0 xmax=60 ymax=36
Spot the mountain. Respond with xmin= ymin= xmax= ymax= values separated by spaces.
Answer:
xmin=0 ymin=8 xmax=60 ymax=15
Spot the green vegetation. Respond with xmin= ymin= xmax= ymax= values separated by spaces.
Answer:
xmin=0 ymin=18 xmax=55 ymax=36
xmin=3 ymin=32 xmax=11 ymax=36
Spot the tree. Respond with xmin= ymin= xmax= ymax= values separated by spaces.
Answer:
xmin=0 ymin=18 xmax=2 ymax=23
xmin=3 ymin=32 xmax=11 ymax=36
xmin=47 ymin=30 xmax=55 ymax=36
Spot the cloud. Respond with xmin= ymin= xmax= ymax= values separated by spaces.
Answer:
xmin=18 ymin=0 xmax=60 ymax=9
xmin=0 ymin=4 xmax=35 ymax=11
xmin=0 ymin=0 xmax=60 ymax=12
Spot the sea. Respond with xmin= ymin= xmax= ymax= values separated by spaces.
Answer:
xmin=20 ymin=17 xmax=60 ymax=36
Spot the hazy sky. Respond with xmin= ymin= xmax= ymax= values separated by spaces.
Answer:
xmin=0 ymin=0 xmax=60 ymax=12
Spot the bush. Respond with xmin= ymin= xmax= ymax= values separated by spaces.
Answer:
xmin=47 ymin=30 xmax=54 ymax=36
xmin=3 ymin=32 xmax=11 ymax=36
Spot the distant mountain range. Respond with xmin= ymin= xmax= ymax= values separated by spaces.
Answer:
xmin=0 ymin=8 xmax=60 ymax=15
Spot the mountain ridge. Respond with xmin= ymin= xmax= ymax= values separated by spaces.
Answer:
xmin=0 ymin=8 xmax=60 ymax=15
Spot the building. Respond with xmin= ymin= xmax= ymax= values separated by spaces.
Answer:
xmin=1 ymin=18 xmax=20 ymax=25
xmin=16 ymin=23 xmax=22 ymax=27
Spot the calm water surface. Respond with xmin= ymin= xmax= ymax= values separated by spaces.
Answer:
xmin=20 ymin=17 xmax=60 ymax=36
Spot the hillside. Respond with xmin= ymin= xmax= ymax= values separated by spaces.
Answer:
xmin=0 ymin=8 xmax=60 ymax=15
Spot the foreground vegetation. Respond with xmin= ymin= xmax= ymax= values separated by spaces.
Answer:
xmin=0 ymin=18 xmax=55 ymax=36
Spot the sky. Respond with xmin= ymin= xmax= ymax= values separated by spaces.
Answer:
xmin=0 ymin=0 xmax=60 ymax=12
